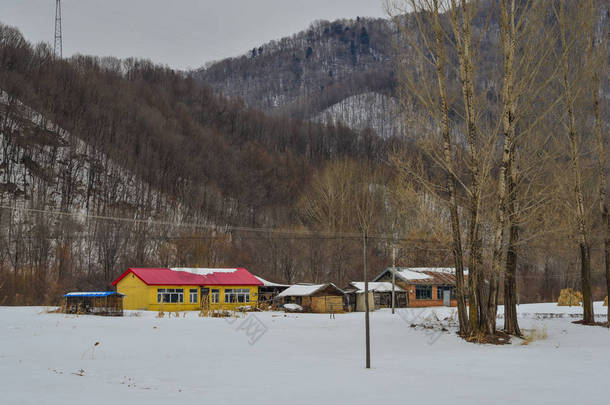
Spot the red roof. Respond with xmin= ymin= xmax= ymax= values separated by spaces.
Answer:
xmin=112 ymin=268 xmax=263 ymax=287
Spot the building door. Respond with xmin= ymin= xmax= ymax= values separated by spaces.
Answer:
xmin=443 ymin=290 xmax=451 ymax=307
xmin=200 ymin=287 xmax=209 ymax=309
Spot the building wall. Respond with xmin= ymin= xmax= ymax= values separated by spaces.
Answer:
xmin=116 ymin=273 xmax=150 ymax=310
xmin=200 ymin=285 xmax=260 ymax=311
xmin=283 ymin=295 xmax=344 ymax=313
xmin=116 ymin=276 xmax=259 ymax=311
xmin=402 ymin=283 xmax=458 ymax=308
xmin=383 ymin=279 xmax=457 ymax=308
xmin=356 ymin=292 xmax=375 ymax=312
xmin=311 ymin=295 xmax=344 ymax=313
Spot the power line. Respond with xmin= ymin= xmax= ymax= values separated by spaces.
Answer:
xmin=0 ymin=204 xmax=452 ymax=248
xmin=1 ymin=207 xmax=600 ymax=279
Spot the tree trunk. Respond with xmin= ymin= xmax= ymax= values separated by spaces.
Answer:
xmin=605 ymin=223 xmax=610 ymax=326
xmin=504 ymin=139 xmax=521 ymax=335
xmin=558 ymin=0 xmax=594 ymax=324
xmin=504 ymin=222 xmax=521 ymax=335
xmin=580 ymin=243 xmax=594 ymax=324
xmin=488 ymin=0 xmax=521 ymax=336
xmin=432 ymin=0 xmax=469 ymax=337
xmin=593 ymin=71 xmax=609 ymax=325
xmin=451 ymin=0 xmax=483 ymax=335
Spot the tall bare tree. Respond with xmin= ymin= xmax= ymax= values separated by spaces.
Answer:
xmin=584 ymin=0 xmax=609 ymax=325
xmin=554 ymin=0 xmax=595 ymax=324
xmin=489 ymin=0 xmax=558 ymax=336
xmin=388 ymin=0 xmax=474 ymax=336
xmin=447 ymin=0 xmax=486 ymax=334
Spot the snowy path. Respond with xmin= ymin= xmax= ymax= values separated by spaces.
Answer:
xmin=0 ymin=303 xmax=607 ymax=404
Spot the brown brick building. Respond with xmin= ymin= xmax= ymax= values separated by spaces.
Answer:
xmin=373 ymin=267 xmax=465 ymax=308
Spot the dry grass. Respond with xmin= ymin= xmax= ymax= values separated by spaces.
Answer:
xmin=521 ymin=326 xmax=548 ymax=345
xmin=604 ymin=296 xmax=608 ymax=307
xmin=557 ymin=288 xmax=582 ymax=306
xmin=156 ymin=310 xmax=165 ymax=318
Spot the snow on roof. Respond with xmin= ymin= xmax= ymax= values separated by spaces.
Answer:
xmin=373 ymin=267 xmax=467 ymax=285
xmin=277 ymin=283 xmax=343 ymax=298
xmin=64 ymin=292 xmax=124 ymax=297
xmin=171 ymin=268 xmax=238 ymax=276
xmin=401 ymin=267 xmax=469 ymax=275
xmin=255 ymin=276 xmax=289 ymax=287
xmin=349 ymin=282 xmax=405 ymax=293
xmin=278 ymin=284 xmax=326 ymax=297
xmin=395 ymin=269 xmax=433 ymax=281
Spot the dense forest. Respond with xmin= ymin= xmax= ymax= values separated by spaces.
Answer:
xmin=0 ymin=22 xmax=406 ymax=304
xmin=196 ymin=17 xmax=396 ymax=122
xmin=0 ymin=0 xmax=608 ymax=313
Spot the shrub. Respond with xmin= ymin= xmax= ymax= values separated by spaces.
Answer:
xmin=557 ymin=288 xmax=582 ymax=306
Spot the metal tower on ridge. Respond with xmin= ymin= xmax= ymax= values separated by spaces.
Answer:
xmin=54 ymin=0 xmax=62 ymax=58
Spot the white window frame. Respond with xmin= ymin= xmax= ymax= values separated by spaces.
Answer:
xmin=157 ymin=288 xmax=184 ymax=303
xmin=211 ymin=289 xmax=220 ymax=303
xmin=189 ymin=288 xmax=198 ymax=303
xmin=224 ymin=288 xmax=250 ymax=303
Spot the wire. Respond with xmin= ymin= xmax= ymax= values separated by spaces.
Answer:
xmin=0 ymin=204 xmax=453 ymax=248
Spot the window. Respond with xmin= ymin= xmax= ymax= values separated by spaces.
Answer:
xmin=211 ymin=289 xmax=220 ymax=303
xmin=224 ymin=288 xmax=250 ymax=303
xmin=189 ymin=289 xmax=198 ymax=303
xmin=415 ymin=285 xmax=432 ymax=300
xmin=157 ymin=288 xmax=184 ymax=303
xmin=437 ymin=286 xmax=456 ymax=300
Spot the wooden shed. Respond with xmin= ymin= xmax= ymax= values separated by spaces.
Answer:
xmin=277 ymin=283 xmax=345 ymax=313
xmin=346 ymin=282 xmax=408 ymax=311
xmin=64 ymin=292 xmax=125 ymax=316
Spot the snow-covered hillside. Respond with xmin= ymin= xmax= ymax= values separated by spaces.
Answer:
xmin=0 ymin=90 xmax=173 ymax=216
xmin=0 ymin=89 xmax=212 ymax=299
xmin=312 ymin=92 xmax=406 ymax=138
xmin=1 ymin=303 xmax=607 ymax=404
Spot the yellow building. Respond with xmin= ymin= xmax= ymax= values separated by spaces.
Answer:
xmin=112 ymin=267 xmax=262 ymax=311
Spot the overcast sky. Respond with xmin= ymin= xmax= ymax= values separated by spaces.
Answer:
xmin=0 ymin=0 xmax=388 ymax=70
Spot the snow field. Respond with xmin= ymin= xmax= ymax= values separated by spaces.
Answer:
xmin=0 ymin=303 xmax=607 ymax=405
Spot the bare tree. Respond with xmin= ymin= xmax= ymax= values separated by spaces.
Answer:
xmin=387 ymin=0 xmax=474 ymax=336
xmin=554 ymin=0 xmax=595 ymax=324
xmin=584 ymin=0 xmax=609 ymax=324
xmin=490 ymin=0 xmax=558 ymax=336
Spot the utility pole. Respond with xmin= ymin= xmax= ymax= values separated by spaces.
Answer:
xmin=391 ymin=245 xmax=396 ymax=314
xmin=54 ymin=0 xmax=62 ymax=58
xmin=363 ymin=231 xmax=370 ymax=369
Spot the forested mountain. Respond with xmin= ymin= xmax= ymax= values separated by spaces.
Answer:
xmin=196 ymin=3 xmax=609 ymax=138
xmin=195 ymin=18 xmax=398 ymax=130
xmin=0 ymin=23 xmax=401 ymax=304
xmin=0 ymin=0 xmax=608 ymax=307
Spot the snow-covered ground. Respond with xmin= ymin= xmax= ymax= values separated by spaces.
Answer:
xmin=1 ymin=303 xmax=608 ymax=404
